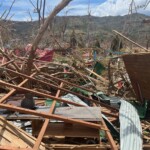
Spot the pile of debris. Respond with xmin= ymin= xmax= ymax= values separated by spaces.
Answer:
xmin=0 ymin=46 xmax=119 ymax=149
xmin=0 ymin=39 xmax=150 ymax=150
xmin=0 ymin=0 xmax=149 ymax=149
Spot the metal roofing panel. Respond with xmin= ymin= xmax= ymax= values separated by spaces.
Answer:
xmin=119 ymin=99 xmax=142 ymax=150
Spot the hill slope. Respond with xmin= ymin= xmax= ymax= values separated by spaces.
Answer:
xmin=10 ymin=13 xmax=150 ymax=47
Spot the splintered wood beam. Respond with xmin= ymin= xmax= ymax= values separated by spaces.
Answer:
xmin=85 ymin=68 xmax=109 ymax=84
xmin=0 ymin=48 xmax=21 ymax=72
xmin=0 ymin=59 xmax=15 ymax=67
xmin=0 ymin=72 xmax=37 ymax=103
xmin=101 ymin=119 xmax=117 ymax=150
xmin=40 ymin=72 xmax=95 ymax=93
xmin=3 ymin=67 xmax=102 ymax=105
xmin=33 ymin=82 xmax=64 ymax=150
xmin=41 ymin=73 xmax=118 ymax=112
xmin=0 ymin=80 xmax=83 ymax=106
xmin=1 ymin=67 xmax=119 ymax=115
xmin=0 ymin=103 xmax=106 ymax=131
xmin=0 ymin=146 xmax=31 ymax=150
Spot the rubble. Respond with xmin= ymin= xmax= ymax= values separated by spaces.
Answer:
xmin=0 ymin=1 xmax=149 ymax=149
xmin=0 ymin=39 xmax=150 ymax=150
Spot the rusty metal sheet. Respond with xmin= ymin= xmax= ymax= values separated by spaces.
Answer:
xmin=123 ymin=53 xmax=150 ymax=102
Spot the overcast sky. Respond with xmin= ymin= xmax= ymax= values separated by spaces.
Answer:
xmin=0 ymin=0 xmax=150 ymax=21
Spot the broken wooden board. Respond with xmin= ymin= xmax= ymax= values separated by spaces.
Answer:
xmin=1 ymin=107 xmax=102 ymax=122
xmin=32 ymin=122 xmax=99 ymax=138
xmin=54 ymin=107 xmax=102 ymax=121
xmin=0 ymin=116 xmax=46 ymax=150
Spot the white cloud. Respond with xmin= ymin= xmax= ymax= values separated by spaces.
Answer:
xmin=0 ymin=0 xmax=149 ymax=21
xmin=92 ymin=0 xmax=150 ymax=16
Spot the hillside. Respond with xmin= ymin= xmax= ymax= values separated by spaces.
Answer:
xmin=9 ymin=13 xmax=150 ymax=47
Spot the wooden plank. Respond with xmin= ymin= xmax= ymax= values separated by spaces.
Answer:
xmin=0 ymin=80 xmax=83 ymax=106
xmin=85 ymin=68 xmax=109 ymax=84
xmin=0 ymin=116 xmax=45 ymax=149
xmin=4 ymin=67 xmax=103 ymax=105
xmin=54 ymin=107 xmax=102 ymax=121
xmin=47 ymin=144 xmax=113 ymax=150
xmin=0 ymin=59 xmax=15 ymax=67
xmin=40 ymin=72 xmax=95 ymax=93
xmin=0 ymin=48 xmax=21 ymax=72
xmin=33 ymin=82 xmax=63 ymax=150
xmin=33 ymin=122 xmax=99 ymax=138
xmin=0 ymin=72 xmax=37 ymax=103
xmin=0 ymin=104 xmax=107 ymax=131
xmin=0 ymin=146 xmax=31 ymax=150
xmin=101 ymin=118 xmax=117 ymax=150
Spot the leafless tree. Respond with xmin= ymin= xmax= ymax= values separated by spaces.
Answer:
xmin=144 ymin=0 xmax=150 ymax=9
xmin=59 ymin=9 xmax=70 ymax=41
xmin=129 ymin=0 xmax=137 ymax=14
xmin=0 ymin=0 xmax=16 ymax=46
xmin=42 ymin=0 xmax=46 ymax=23
xmin=29 ymin=0 xmax=46 ymax=27
xmin=4 ymin=0 xmax=16 ymax=20
xmin=26 ymin=0 xmax=72 ymax=74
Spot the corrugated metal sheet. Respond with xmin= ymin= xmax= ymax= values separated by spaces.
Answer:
xmin=123 ymin=53 xmax=150 ymax=102
xmin=119 ymin=99 xmax=142 ymax=150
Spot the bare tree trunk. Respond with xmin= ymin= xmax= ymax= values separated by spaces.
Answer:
xmin=26 ymin=0 xmax=72 ymax=74
xmin=87 ymin=0 xmax=91 ymax=47
xmin=37 ymin=0 xmax=42 ymax=27
xmin=42 ymin=0 xmax=46 ymax=24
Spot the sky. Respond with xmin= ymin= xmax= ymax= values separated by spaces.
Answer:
xmin=0 ymin=0 xmax=150 ymax=21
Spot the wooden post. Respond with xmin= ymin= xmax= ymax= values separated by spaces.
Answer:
xmin=33 ymin=82 xmax=64 ymax=150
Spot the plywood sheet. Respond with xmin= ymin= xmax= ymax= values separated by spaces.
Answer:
xmin=123 ymin=53 xmax=150 ymax=102
xmin=55 ymin=107 xmax=102 ymax=121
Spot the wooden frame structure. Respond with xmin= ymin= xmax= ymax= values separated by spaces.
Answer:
xmin=0 ymin=63 xmax=118 ymax=150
